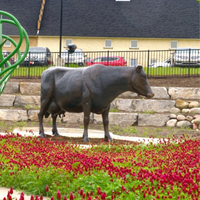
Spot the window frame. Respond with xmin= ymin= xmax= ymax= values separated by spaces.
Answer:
xmin=104 ymin=39 xmax=113 ymax=49
xmin=130 ymin=40 xmax=138 ymax=49
xmin=65 ymin=39 xmax=73 ymax=47
xmin=170 ymin=41 xmax=178 ymax=49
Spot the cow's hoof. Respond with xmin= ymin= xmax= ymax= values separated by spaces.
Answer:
xmin=53 ymin=133 xmax=60 ymax=136
xmin=104 ymin=137 xmax=113 ymax=142
xmin=83 ymin=137 xmax=89 ymax=142
xmin=40 ymin=134 xmax=46 ymax=138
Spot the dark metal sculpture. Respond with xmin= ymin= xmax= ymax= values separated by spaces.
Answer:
xmin=38 ymin=64 xmax=154 ymax=142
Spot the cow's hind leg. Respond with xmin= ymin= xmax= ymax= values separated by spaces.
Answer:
xmin=82 ymin=101 xmax=91 ymax=142
xmin=102 ymin=105 xmax=112 ymax=142
xmin=38 ymin=99 xmax=52 ymax=138
xmin=52 ymin=114 xmax=60 ymax=136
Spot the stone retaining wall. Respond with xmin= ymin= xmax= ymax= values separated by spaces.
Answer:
xmin=1 ymin=81 xmax=200 ymax=129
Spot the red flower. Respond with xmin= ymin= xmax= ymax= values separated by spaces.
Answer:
xmin=40 ymin=194 xmax=43 ymax=200
xmin=9 ymin=187 xmax=13 ymax=194
xmin=70 ymin=192 xmax=74 ymax=200
xmin=50 ymin=197 xmax=54 ymax=200
xmin=30 ymin=195 xmax=34 ymax=200
xmin=57 ymin=190 xmax=61 ymax=200
xmin=46 ymin=185 xmax=49 ymax=192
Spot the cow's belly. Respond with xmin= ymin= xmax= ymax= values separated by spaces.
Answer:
xmin=91 ymin=98 xmax=110 ymax=114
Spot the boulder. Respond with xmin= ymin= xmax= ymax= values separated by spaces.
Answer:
xmin=169 ymin=114 xmax=176 ymax=119
xmin=169 ymin=107 xmax=180 ymax=113
xmin=194 ymin=115 xmax=200 ymax=119
xmin=189 ymin=101 xmax=200 ymax=108
xmin=185 ymin=115 xmax=193 ymax=122
xmin=177 ymin=114 xmax=185 ymax=121
xmin=176 ymin=121 xmax=192 ymax=128
xmin=175 ymin=99 xmax=189 ymax=109
xmin=182 ymin=109 xmax=190 ymax=113
xmin=189 ymin=108 xmax=200 ymax=114
xmin=166 ymin=119 xmax=177 ymax=127
xmin=192 ymin=117 xmax=200 ymax=126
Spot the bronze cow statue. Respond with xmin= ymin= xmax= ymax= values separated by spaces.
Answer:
xmin=38 ymin=64 xmax=154 ymax=142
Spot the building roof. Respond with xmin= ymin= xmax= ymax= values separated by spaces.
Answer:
xmin=0 ymin=0 xmax=199 ymax=39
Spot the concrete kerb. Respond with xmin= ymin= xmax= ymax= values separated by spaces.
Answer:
xmin=12 ymin=127 xmax=161 ymax=145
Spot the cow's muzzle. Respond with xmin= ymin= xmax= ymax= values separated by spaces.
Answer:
xmin=146 ymin=92 xmax=154 ymax=98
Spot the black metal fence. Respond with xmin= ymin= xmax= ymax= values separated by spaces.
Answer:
xmin=9 ymin=49 xmax=200 ymax=79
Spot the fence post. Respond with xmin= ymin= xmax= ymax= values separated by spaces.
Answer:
xmin=28 ymin=52 xmax=30 ymax=79
xmin=147 ymin=50 xmax=150 ymax=77
xmin=107 ymin=50 xmax=109 ymax=66
xmin=188 ymin=48 xmax=190 ymax=78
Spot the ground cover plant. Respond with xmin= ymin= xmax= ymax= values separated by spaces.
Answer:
xmin=0 ymin=132 xmax=200 ymax=199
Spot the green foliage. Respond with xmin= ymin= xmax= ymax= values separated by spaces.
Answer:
xmin=109 ymin=108 xmax=120 ymax=112
xmin=110 ymin=125 xmax=138 ymax=135
xmin=24 ymin=105 xmax=31 ymax=109
xmin=144 ymin=110 xmax=154 ymax=114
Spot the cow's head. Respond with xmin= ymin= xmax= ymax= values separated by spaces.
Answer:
xmin=130 ymin=65 xmax=154 ymax=98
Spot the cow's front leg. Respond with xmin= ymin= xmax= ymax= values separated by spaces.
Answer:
xmin=82 ymin=102 xmax=91 ymax=142
xmin=102 ymin=106 xmax=112 ymax=142
xmin=52 ymin=114 xmax=60 ymax=136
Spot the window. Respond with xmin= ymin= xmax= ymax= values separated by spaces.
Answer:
xmin=104 ymin=40 xmax=112 ymax=48
xmin=4 ymin=40 xmax=11 ymax=47
xmin=130 ymin=40 xmax=138 ymax=48
xmin=65 ymin=39 xmax=72 ymax=47
xmin=170 ymin=41 xmax=177 ymax=49
xmin=130 ymin=59 xmax=137 ymax=67
xmin=151 ymin=59 xmax=157 ymax=64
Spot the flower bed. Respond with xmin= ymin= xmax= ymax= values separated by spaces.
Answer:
xmin=0 ymin=133 xmax=200 ymax=199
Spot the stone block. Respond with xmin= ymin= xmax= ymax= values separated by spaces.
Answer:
xmin=93 ymin=112 xmax=138 ymax=126
xmin=28 ymin=110 xmax=56 ymax=123
xmin=62 ymin=112 xmax=93 ymax=124
xmin=0 ymin=109 xmax=27 ymax=121
xmin=152 ymin=87 xmax=170 ymax=99
xmin=169 ymin=87 xmax=200 ymax=100
xmin=138 ymin=113 xmax=169 ymax=126
xmin=3 ymin=82 xmax=19 ymax=94
xmin=14 ymin=95 xmax=40 ymax=109
xmin=0 ymin=94 xmax=15 ymax=106
xmin=131 ymin=99 xmax=175 ymax=113
xmin=118 ymin=91 xmax=138 ymax=98
xmin=20 ymin=82 xmax=41 ymax=95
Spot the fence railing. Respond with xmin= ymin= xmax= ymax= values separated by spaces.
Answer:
xmin=7 ymin=49 xmax=200 ymax=79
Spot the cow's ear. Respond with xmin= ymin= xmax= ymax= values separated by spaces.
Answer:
xmin=136 ymin=65 xmax=143 ymax=73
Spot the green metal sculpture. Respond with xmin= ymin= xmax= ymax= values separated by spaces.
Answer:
xmin=0 ymin=10 xmax=29 ymax=95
